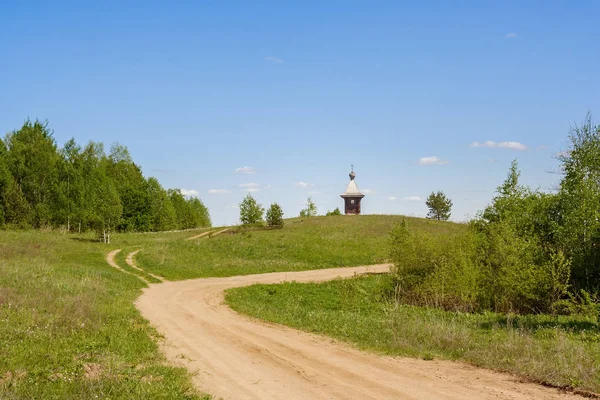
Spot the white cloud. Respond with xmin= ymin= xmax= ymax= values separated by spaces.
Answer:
xmin=470 ymin=141 xmax=528 ymax=151
xmin=243 ymin=187 xmax=260 ymax=193
xmin=294 ymin=181 xmax=314 ymax=188
xmin=505 ymin=33 xmax=517 ymax=38
xmin=208 ymin=189 xmax=232 ymax=195
xmin=362 ymin=189 xmax=374 ymax=194
xmin=265 ymin=56 xmax=283 ymax=64
xmin=235 ymin=166 xmax=256 ymax=174
xmin=180 ymin=189 xmax=198 ymax=197
xmin=418 ymin=156 xmax=449 ymax=165
xmin=403 ymin=196 xmax=421 ymax=201
xmin=239 ymin=182 xmax=259 ymax=188
xmin=388 ymin=196 xmax=397 ymax=200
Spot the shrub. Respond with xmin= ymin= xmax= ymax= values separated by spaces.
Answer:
xmin=326 ymin=208 xmax=342 ymax=216
xmin=389 ymin=220 xmax=485 ymax=312
xmin=299 ymin=197 xmax=317 ymax=218
xmin=265 ymin=203 xmax=284 ymax=228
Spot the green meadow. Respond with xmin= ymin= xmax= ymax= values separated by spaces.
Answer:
xmin=0 ymin=229 xmax=209 ymax=399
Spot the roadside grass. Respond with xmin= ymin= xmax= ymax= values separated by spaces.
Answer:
xmin=0 ymin=229 xmax=209 ymax=399
xmin=225 ymin=274 xmax=600 ymax=394
xmin=137 ymin=215 xmax=464 ymax=280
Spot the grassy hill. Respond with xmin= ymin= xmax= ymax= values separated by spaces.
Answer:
xmin=136 ymin=215 xmax=463 ymax=280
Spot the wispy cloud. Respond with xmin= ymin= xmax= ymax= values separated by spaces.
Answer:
xmin=294 ymin=181 xmax=314 ymax=188
xmin=403 ymin=196 xmax=421 ymax=201
xmin=362 ymin=189 xmax=374 ymax=194
xmin=208 ymin=189 xmax=232 ymax=195
xmin=243 ymin=188 xmax=260 ymax=193
xmin=265 ymin=56 xmax=283 ymax=64
xmin=418 ymin=156 xmax=449 ymax=165
xmin=505 ymin=33 xmax=517 ymax=38
xmin=470 ymin=141 xmax=528 ymax=151
xmin=180 ymin=189 xmax=199 ymax=197
xmin=235 ymin=166 xmax=256 ymax=174
xmin=388 ymin=196 xmax=397 ymax=200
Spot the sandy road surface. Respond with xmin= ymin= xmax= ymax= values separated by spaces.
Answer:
xmin=136 ymin=265 xmax=584 ymax=400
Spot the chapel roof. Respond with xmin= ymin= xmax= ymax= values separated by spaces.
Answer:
xmin=340 ymin=168 xmax=365 ymax=198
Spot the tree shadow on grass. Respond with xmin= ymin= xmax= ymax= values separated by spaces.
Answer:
xmin=477 ymin=314 xmax=598 ymax=333
xmin=69 ymin=237 xmax=101 ymax=243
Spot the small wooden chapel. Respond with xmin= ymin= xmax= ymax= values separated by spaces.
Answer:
xmin=340 ymin=166 xmax=365 ymax=215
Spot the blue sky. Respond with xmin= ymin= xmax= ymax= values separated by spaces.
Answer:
xmin=2 ymin=1 xmax=599 ymax=226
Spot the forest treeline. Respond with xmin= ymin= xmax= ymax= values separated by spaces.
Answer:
xmin=0 ymin=120 xmax=211 ymax=235
xmin=391 ymin=114 xmax=600 ymax=315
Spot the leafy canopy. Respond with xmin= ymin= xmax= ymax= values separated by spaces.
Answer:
xmin=239 ymin=194 xmax=264 ymax=225
xmin=425 ymin=191 xmax=452 ymax=221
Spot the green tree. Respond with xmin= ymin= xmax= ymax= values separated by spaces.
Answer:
xmin=0 ymin=138 xmax=10 ymax=226
xmin=266 ymin=203 xmax=284 ymax=227
xmin=425 ymin=191 xmax=452 ymax=221
xmin=4 ymin=119 xmax=60 ymax=227
xmin=79 ymin=141 xmax=106 ymax=232
xmin=555 ymin=113 xmax=600 ymax=289
xmin=169 ymin=189 xmax=195 ymax=230
xmin=56 ymin=138 xmax=84 ymax=231
xmin=147 ymin=177 xmax=177 ymax=231
xmin=92 ymin=172 xmax=122 ymax=243
xmin=299 ymin=197 xmax=317 ymax=218
xmin=105 ymin=143 xmax=151 ymax=232
xmin=188 ymin=197 xmax=212 ymax=228
xmin=239 ymin=194 xmax=264 ymax=225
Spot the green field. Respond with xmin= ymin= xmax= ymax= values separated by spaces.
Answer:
xmin=0 ymin=229 xmax=209 ymax=399
xmin=225 ymin=274 xmax=600 ymax=393
xmin=3 ymin=214 xmax=598 ymax=398
xmin=136 ymin=215 xmax=463 ymax=280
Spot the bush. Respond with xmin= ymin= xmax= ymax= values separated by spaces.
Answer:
xmin=326 ymin=208 xmax=342 ymax=216
xmin=266 ymin=203 xmax=284 ymax=228
xmin=389 ymin=220 xmax=485 ymax=312
xmin=299 ymin=197 xmax=317 ymax=218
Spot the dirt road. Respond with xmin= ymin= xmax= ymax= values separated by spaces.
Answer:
xmin=136 ymin=265 xmax=584 ymax=400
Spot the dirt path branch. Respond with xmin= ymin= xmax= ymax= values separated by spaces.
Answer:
xmin=105 ymin=249 xmax=149 ymax=284
xmin=125 ymin=249 xmax=165 ymax=282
